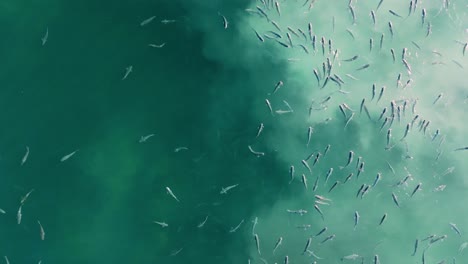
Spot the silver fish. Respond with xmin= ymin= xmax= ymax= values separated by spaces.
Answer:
xmin=140 ymin=16 xmax=156 ymax=26
xmin=21 ymin=146 xmax=30 ymax=166
xmin=166 ymin=186 xmax=180 ymax=202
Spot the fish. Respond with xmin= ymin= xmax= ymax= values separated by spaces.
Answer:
xmin=4 ymin=256 xmax=9 ymax=264
xmin=323 ymin=144 xmax=331 ymax=157
xmin=270 ymin=20 xmax=282 ymax=32
xmin=372 ymin=173 xmax=382 ymax=187
xmin=321 ymin=37 xmax=326 ymax=56
xmin=314 ymin=227 xmax=328 ymax=237
xmin=374 ymin=255 xmax=380 ymax=264
xmin=390 ymin=48 xmax=396 ymax=63
xmin=356 ymin=64 xmax=370 ymax=71
xmin=256 ymin=6 xmax=270 ymax=21
xmin=376 ymin=0 xmax=384 ymax=10
xmin=339 ymin=104 xmax=347 ymax=120
xmin=340 ymin=151 xmax=354 ymax=169
xmin=313 ymin=69 xmax=320 ymax=85
xmin=252 ymin=28 xmax=265 ymax=42
xmin=312 ymin=35 xmax=316 ymax=51
xmin=422 ymin=8 xmax=426 ymax=26
xmin=379 ymin=213 xmax=387 ymax=225
xmin=313 ymin=152 xmax=321 ymax=166
xmin=377 ymin=85 xmax=385 ymax=102
xmin=139 ymin=134 xmax=155 ymax=143
xmin=324 ymin=168 xmax=334 ymax=183
xmin=344 ymin=173 xmax=354 ymax=183
xmin=160 ymin=19 xmax=176 ymax=24
xmin=248 ymin=145 xmax=265 ymax=157
xmin=38 ymin=220 xmax=45 ymax=240
xmin=342 ymin=55 xmax=358 ymax=62
xmin=21 ymin=189 xmax=35 ymax=204
xmin=302 ymin=237 xmax=312 ymax=255
xmin=402 ymin=59 xmax=412 ymax=74
xmin=314 ymin=204 xmax=325 ymax=220
xmin=122 ymin=65 xmax=133 ymax=80
xmin=388 ymin=21 xmax=394 ymax=37
xmin=166 ymin=186 xmax=180 ymax=202
xmin=274 ymin=1 xmax=281 ymax=16
xmin=344 ymin=112 xmax=355 ymax=129
xmin=449 ymin=223 xmax=462 ymax=236
xmin=17 ymin=205 xmax=22 ymax=225
xmin=370 ymin=10 xmax=376 ymax=26
xmin=431 ymin=129 xmax=440 ymax=141
xmin=379 ymin=34 xmax=384 ymax=50
xmin=454 ymin=147 xmax=468 ymax=151
xmin=220 ymin=184 xmax=239 ymax=194
xmin=378 ymin=107 xmax=387 ymax=121
xmin=301 ymin=159 xmax=313 ymax=175
xmin=308 ymin=23 xmax=314 ymax=40
xmin=289 ymin=165 xmax=295 ymax=184
xmin=426 ymin=22 xmax=432 ymax=37
xmin=60 ymin=150 xmax=78 ymax=162
xmin=0 ymin=208 xmax=5 ymax=214
xmin=174 ymin=147 xmax=188 ymax=153
xmin=148 ymin=43 xmax=166 ymax=48
xmin=254 ymin=234 xmax=261 ymax=255
xmin=412 ymin=41 xmax=421 ymax=50
xmin=21 ymin=146 xmax=30 ymax=166
xmin=360 ymin=98 xmax=366 ymax=114
xmin=273 ymin=237 xmax=283 ymax=254
xmin=197 ymin=216 xmax=209 ymax=228
xmin=286 ymin=32 xmax=293 ymax=46
xmin=229 ymin=219 xmax=244 ymax=233
xmin=356 ymin=184 xmax=365 ymax=198
xmin=349 ymin=5 xmax=356 ymax=24
xmin=369 ymin=38 xmax=373 ymax=52
xmin=320 ymin=234 xmax=335 ymax=244
xmin=301 ymin=174 xmax=308 ymax=189
xmin=354 ymin=211 xmax=360 ymax=230
xmin=329 ymin=181 xmax=339 ymax=193
xmin=299 ymin=44 xmax=309 ymax=54
xmin=433 ymin=93 xmax=443 ymax=105
xmin=140 ymin=16 xmax=156 ymax=26
xmin=459 ymin=242 xmax=468 ymax=253
xmin=401 ymin=123 xmax=410 ymax=140
xmin=411 ymin=239 xmax=419 ymax=256
xmin=256 ymin=123 xmax=264 ymax=138
xmin=41 ymin=27 xmax=49 ymax=46
xmin=389 ymin=10 xmax=402 ymax=18
xmin=357 ymin=161 xmax=365 ymax=177
xmin=386 ymin=129 xmax=392 ymax=147
xmin=274 ymin=39 xmax=289 ymax=48
xmin=410 ymin=183 xmax=422 ymax=197
xmin=307 ymin=126 xmax=313 ymax=147
xmin=252 ymin=217 xmax=258 ymax=235
xmin=342 ymin=254 xmax=361 ymax=261
xmin=265 ymin=99 xmax=274 ymax=116
xmin=391 ymin=192 xmax=400 ymax=207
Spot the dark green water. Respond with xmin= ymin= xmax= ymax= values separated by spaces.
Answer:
xmin=0 ymin=0 xmax=467 ymax=263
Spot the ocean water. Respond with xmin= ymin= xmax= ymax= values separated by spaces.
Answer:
xmin=0 ymin=0 xmax=467 ymax=263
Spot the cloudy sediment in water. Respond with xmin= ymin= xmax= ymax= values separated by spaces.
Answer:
xmin=0 ymin=0 xmax=467 ymax=263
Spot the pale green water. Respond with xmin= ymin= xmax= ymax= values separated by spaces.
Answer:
xmin=0 ymin=0 xmax=467 ymax=263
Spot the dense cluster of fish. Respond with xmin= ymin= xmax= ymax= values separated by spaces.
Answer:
xmin=238 ymin=0 xmax=467 ymax=263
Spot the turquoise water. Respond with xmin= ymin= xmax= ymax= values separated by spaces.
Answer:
xmin=0 ymin=0 xmax=467 ymax=263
